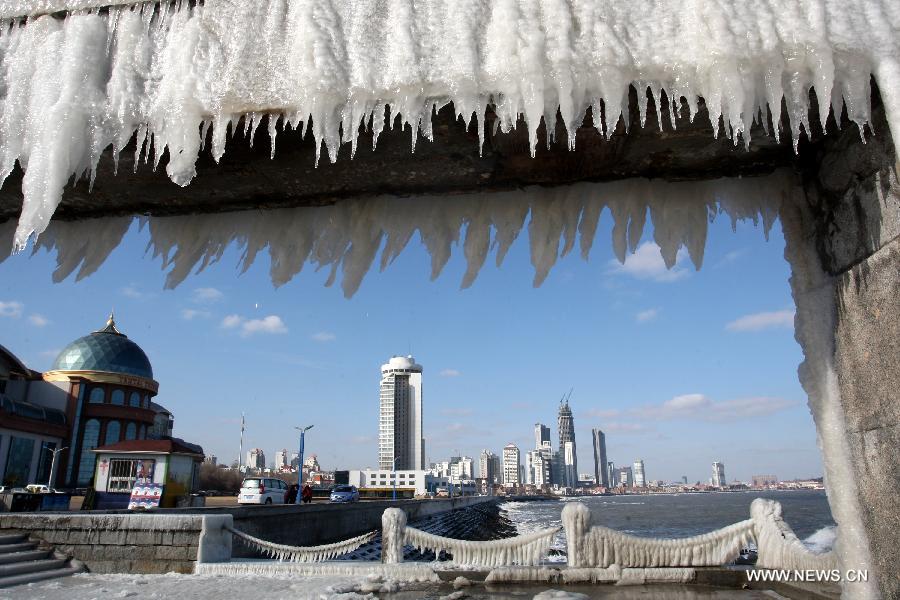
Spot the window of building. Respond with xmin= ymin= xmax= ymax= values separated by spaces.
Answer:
xmin=138 ymin=425 xmax=146 ymax=440
xmin=36 ymin=441 xmax=56 ymax=485
xmin=129 ymin=392 xmax=141 ymax=407
xmin=142 ymin=396 xmax=150 ymax=409
xmin=108 ymin=458 xmax=155 ymax=492
xmin=77 ymin=419 xmax=100 ymax=485
xmin=105 ymin=421 xmax=121 ymax=445
xmin=3 ymin=437 xmax=35 ymax=487
xmin=111 ymin=390 xmax=125 ymax=406
xmin=89 ymin=387 xmax=105 ymax=404
xmin=125 ymin=422 xmax=137 ymax=441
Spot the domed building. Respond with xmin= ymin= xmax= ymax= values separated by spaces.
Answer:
xmin=1 ymin=314 xmax=176 ymax=490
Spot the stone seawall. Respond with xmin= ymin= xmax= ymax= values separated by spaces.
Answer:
xmin=0 ymin=513 xmax=231 ymax=574
xmin=160 ymin=496 xmax=498 ymax=558
xmin=0 ymin=497 xmax=496 ymax=570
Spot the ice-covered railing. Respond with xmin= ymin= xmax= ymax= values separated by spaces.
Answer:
xmin=1 ymin=1 xmax=899 ymax=251
xmin=561 ymin=498 xmax=837 ymax=572
xmin=381 ymin=507 xmax=558 ymax=567
xmin=751 ymin=498 xmax=838 ymax=572
xmin=562 ymin=502 xmax=754 ymax=568
xmin=0 ymin=172 xmax=792 ymax=297
xmin=225 ymin=525 xmax=377 ymax=563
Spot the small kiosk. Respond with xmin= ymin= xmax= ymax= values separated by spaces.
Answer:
xmin=91 ymin=439 xmax=203 ymax=509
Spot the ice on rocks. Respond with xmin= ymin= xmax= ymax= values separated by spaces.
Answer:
xmin=0 ymin=0 xmax=898 ymax=250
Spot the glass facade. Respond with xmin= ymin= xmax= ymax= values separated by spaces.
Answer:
xmin=36 ymin=441 xmax=56 ymax=485
xmin=111 ymin=389 xmax=125 ymax=405
xmin=105 ymin=421 xmax=121 ymax=445
xmin=4 ymin=437 xmax=35 ymax=486
xmin=77 ymin=419 xmax=100 ymax=485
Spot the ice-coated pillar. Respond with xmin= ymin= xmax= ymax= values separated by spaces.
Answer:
xmin=381 ymin=507 xmax=407 ymax=564
xmin=561 ymin=501 xmax=592 ymax=568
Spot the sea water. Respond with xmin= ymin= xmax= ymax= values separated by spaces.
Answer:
xmin=502 ymin=490 xmax=835 ymax=562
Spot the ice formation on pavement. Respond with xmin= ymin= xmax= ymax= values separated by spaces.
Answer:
xmin=0 ymin=171 xmax=791 ymax=297
xmin=1 ymin=0 xmax=899 ymax=250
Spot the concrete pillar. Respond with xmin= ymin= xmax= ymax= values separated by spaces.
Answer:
xmin=381 ymin=507 xmax=406 ymax=564
xmin=782 ymin=90 xmax=899 ymax=600
xmin=561 ymin=502 xmax=592 ymax=568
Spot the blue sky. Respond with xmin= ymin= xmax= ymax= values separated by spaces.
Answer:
xmin=0 ymin=206 xmax=821 ymax=484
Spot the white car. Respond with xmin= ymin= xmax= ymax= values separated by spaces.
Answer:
xmin=238 ymin=477 xmax=288 ymax=505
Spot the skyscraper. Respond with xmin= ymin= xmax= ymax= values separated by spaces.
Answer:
xmin=607 ymin=461 xmax=618 ymax=487
xmin=274 ymin=449 xmax=288 ymax=469
xmin=378 ymin=355 xmax=424 ymax=471
xmin=591 ymin=428 xmax=609 ymax=488
xmin=712 ymin=462 xmax=726 ymax=488
xmin=534 ymin=423 xmax=550 ymax=449
xmin=525 ymin=449 xmax=551 ymax=486
xmin=502 ymin=443 xmax=521 ymax=486
xmin=633 ymin=459 xmax=646 ymax=487
xmin=558 ymin=397 xmax=577 ymax=486
xmin=479 ymin=450 xmax=500 ymax=484
xmin=617 ymin=465 xmax=633 ymax=487
xmin=246 ymin=448 xmax=265 ymax=470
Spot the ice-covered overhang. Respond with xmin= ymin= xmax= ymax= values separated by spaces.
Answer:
xmin=0 ymin=0 xmax=898 ymax=252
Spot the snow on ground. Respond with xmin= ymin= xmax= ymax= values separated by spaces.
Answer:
xmin=2 ymin=572 xmax=420 ymax=600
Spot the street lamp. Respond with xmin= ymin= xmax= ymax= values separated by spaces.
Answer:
xmin=43 ymin=444 xmax=67 ymax=491
xmin=294 ymin=425 xmax=314 ymax=505
xmin=392 ymin=456 xmax=401 ymax=501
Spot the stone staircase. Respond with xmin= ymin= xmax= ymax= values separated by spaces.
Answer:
xmin=0 ymin=533 xmax=83 ymax=588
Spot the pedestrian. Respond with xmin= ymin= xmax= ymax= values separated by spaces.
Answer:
xmin=285 ymin=484 xmax=299 ymax=504
xmin=301 ymin=483 xmax=313 ymax=504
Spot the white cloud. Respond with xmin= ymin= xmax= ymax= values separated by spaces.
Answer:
xmin=310 ymin=331 xmax=336 ymax=342
xmin=634 ymin=393 xmax=797 ymax=421
xmin=222 ymin=314 xmax=288 ymax=337
xmin=192 ymin=287 xmax=224 ymax=303
xmin=181 ymin=309 xmax=211 ymax=320
xmin=0 ymin=301 xmax=24 ymax=318
xmin=221 ymin=314 xmax=243 ymax=329
xmin=440 ymin=368 xmax=461 ymax=377
xmin=608 ymin=242 xmax=689 ymax=282
xmin=28 ymin=314 xmax=49 ymax=327
xmin=120 ymin=285 xmax=144 ymax=299
xmin=726 ymin=310 xmax=795 ymax=332
xmin=635 ymin=308 xmax=659 ymax=323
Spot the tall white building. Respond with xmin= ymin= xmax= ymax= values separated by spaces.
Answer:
xmin=534 ymin=423 xmax=550 ymax=449
xmin=274 ymin=448 xmax=288 ymax=469
xmin=246 ymin=448 xmax=265 ymax=470
xmin=712 ymin=461 xmax=726 ymax=488
xmin=526 ymin=449 xmax=551 ymax=486
xmin=479 ymin=450 xmax=500 ymax=484
xmin=563 ymin=441 xmax=577 ymax=487
xmin=633 ymin=459 xmax=646 ymax=487
xmin=502 ymin=443 xmax=520 ymax=486
xmin=378 ymin=355 xmax=424 ymax=471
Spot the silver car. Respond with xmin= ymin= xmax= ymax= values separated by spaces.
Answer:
xmin=329 ymin=485 xmax=359 ymax=503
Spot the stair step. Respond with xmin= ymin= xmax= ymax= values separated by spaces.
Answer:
xmin=0 ymin=534 xmax=27 ymax=546
xmin=0 ymin=550 xmax=50 ymax=565
xmin=0 ymin=558 xmax=67 ymax=578
xmin=0 ymin=565 xmax=82 ymax=589
xmin=0 ymin=543 xmax=37 ymax=554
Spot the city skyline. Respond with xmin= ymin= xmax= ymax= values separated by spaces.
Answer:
xmin=0 ymin=212 xmax=820 ymax=484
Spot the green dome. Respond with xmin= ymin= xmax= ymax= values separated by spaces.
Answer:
xmin=51 ymin=314 xmax=153 ymax=379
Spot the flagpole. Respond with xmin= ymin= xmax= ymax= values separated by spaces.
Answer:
xmin=238 ymin=412 xmax=245 ymax=472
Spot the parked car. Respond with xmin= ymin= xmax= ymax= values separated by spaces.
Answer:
xmin=25 ymin=484 xmax=53 ymax=494
xmin=329 ymin=485 xmax=359 ymax=503
xmin=238 ymin=478 xmax=288 ymax=505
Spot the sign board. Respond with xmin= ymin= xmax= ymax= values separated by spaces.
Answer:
xmin=128 ymin=482 xmax=163 ymax=510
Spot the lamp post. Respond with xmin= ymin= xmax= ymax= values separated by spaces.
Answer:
xmin=295 ymin=425 xmax=314 ymax=505
xmin=43 ymin=444 xmax=67 ymax=491
xmin=392 ymin=456 xmax=401 ymax=501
